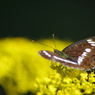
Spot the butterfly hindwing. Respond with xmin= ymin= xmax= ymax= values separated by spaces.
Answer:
xmin=63 ymin=36 xmax=95 ymax=71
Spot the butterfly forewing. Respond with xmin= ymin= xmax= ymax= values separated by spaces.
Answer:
xmin=39 ymin=50 xmax=85 ymax=70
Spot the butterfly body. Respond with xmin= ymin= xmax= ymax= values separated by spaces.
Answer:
xmin=39 ymin=36 xmax=95 ymax=71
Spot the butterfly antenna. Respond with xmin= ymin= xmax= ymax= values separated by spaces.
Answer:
xmin=32 ymin=40 xmax=54 ymax=49
xmin=52 ymin=34 xmax=57 ymax=49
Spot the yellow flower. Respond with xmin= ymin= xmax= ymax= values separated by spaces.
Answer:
xmin=0 ymin=37 xmax=95 ymax=95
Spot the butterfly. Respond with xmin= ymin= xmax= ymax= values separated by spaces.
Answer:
xmin=38 ymin=36 xmax=95 ymax=71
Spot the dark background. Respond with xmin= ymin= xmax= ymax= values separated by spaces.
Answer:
xmin=0 ymin=1 xmax=95 ymax=95
xmin=1 ymin=0 xmax=95 ymax=41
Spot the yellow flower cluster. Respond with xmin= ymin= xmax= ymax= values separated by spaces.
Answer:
xmin=0 ymin=37 xmax=95 ymax=95
xmin=36 ymin=65 xmax=95 ymax=95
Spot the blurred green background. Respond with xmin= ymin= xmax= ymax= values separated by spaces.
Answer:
xmin=1 ymin=0 xmax=95 ymax=40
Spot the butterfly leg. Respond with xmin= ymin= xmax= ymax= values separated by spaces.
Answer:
xmin=86 ymin=70 xmax=92 ymax=82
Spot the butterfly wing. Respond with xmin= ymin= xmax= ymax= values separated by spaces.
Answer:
xmin=63 ymin=36 xmax=95 ymax=71
xmin=39 ymin=50 xmax=85 ymax=70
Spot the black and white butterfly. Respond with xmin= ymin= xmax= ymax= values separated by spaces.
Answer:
xmin=39 ymin=37 xmax=95 ymax=71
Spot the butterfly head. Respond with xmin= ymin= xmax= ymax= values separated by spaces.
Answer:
xmin=54 ymin=49 xmax=70 ymax=59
